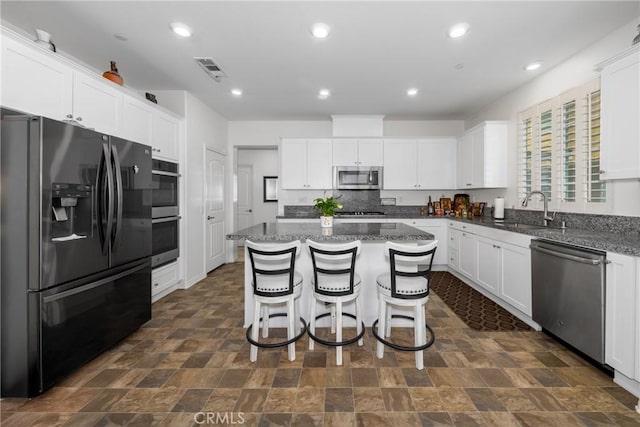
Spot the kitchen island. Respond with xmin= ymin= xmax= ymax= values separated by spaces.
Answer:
xmin=227 ymin=222 xmax=435 ymax=327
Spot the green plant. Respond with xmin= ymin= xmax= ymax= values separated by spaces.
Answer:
xmin=313 ymin=193 xmax=343 ymax=217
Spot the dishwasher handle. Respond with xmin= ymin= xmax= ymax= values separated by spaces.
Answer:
xmin=530 ymin=244 xmax=603 ymax=265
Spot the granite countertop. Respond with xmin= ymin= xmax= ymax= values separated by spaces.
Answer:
xmin=226 ymin=222 xmax=435 ymax=242
xmin=276 ymin=214 xmax=640 ymax=256
xmin=452 ymin=217 xmax=640 ymax=257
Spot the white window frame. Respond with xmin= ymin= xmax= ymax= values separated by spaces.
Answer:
xmin=518 ymin=79 xmax=610 ymax=213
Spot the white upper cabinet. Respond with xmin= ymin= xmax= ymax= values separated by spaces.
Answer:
xmin=122 ymin=96 xmax=153 ymax=145
xmin=332 ymin=138 xmax=383 ymax=166
xmin=152 ymin=110 xmax=180 ymax=161
xmin=457 ymin=121 xmax=508 ymax=189
xmin=1 ymin=35 xmax=123 ymax=136
xmin=597 ymin=45 xmax=640 ymax=180
xmin=417 ymin=138 xmax=457 ymax=189
xmin=72 ymin=72 xmax=123 ymax=136
xmin=383 ymin=139 xmax=417 ymax=189
xmin=384 ymin=138 xmax=457 ymax=189
xmin=1 ymin=30 xmax=182 ymax=161
xmin=281 ymin=138 xmax=332 ymax=189
xmin=1 ymin=35 xmax=73 ymax=119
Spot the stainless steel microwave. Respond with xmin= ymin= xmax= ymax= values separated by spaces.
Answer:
xmin=333 ymin=166 xmax=383 ymax=190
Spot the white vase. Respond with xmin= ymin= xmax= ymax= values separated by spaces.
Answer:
xmin=320 ymin=215 xmax=333 ymax=228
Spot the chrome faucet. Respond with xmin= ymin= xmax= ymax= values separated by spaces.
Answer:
xmin=522 ymin=191 xmax=556 ymax=226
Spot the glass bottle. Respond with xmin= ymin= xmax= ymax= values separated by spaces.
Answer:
xmin=427 ymin=196 xmax=434 ymax=216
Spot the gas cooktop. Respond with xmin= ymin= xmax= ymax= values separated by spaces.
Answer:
xmin=336 ymin=211 xmax=386 ymax=216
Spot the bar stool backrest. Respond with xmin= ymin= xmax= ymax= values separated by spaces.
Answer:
xmin=246 ymin=240 xmax=301 ymax=297
xmin=384 ymin=240 xmax=438 ymax=299
xmin=307 ymin=240 xmax=361 ymax=297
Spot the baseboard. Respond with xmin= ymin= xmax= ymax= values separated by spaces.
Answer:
xmin=613 ymin=370 xmax=640 ymax=399
xmin=184 ymin=273 xmax=206 ymax=289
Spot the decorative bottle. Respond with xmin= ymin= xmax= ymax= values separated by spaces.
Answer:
xmin=427 ymin=196 xmax=434 ymax=216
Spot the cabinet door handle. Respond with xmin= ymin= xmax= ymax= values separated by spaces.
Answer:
xmin=66 ymin=114 xmax=73 ymax=118
xmin=462 ymin=233 xmax=467 ymax=236
xmin=208 ymin=215 xmax=215 ymax=220
xmin=153 ymin=282 xmax=159 ymax=287
xmin=466 ymin=183 xmax=472 ymax=186
xmin=76 ymin=116 xmax=82 ymax=122
xmin=599 ymin=170 xmax=605 ymax=174
xmin=462 ymin=226 xmax=467 ymax=229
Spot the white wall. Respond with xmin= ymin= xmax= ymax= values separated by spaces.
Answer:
xmin=465 ymin=17 xmax=640 ymax=216
xmin=237 ymin=148 xmax=279 ymax=225
xmin=183 ymin=92 xmax=229 ymax=286
xmin=228 ymin=119 xmax=466 ymax=212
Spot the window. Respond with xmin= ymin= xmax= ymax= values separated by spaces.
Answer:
xmin=586 ymin=88 xmax=606 ymax=203
xmin=560 ymin=100 xmax=576 ymax=202
xmin=518 ymin=79 xmax=607 ymax=212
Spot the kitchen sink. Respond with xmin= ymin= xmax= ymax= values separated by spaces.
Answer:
xmin=494 ymin=222 xmax=548 ymax=230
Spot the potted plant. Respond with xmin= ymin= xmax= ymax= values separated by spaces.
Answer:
xmin=313 ymin=193 xmax=343 ymax=227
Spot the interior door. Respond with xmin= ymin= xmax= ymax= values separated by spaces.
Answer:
xmin=236 ymin=165 xmax=253 ymax=246
xmin=206 ymin=149 xmax=226 ymax=272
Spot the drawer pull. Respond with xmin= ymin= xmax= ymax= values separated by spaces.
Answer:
xmin=153 ymin=282 xmax=159 ymax=287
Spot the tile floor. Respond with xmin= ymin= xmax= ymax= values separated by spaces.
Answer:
xmin=2 ymin=257 xmax=640 ymax=426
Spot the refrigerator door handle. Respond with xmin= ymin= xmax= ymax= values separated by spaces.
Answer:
xmin=111 ymin=144 xmax=123 ymax=248
xmin=101 ymin=142 xmax=114 ymax=254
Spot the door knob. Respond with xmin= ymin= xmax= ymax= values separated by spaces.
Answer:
xmin=207 ymin=215 xmax=215 ymax=220
xmin=246 ymin=209 xmax=252 ymax=212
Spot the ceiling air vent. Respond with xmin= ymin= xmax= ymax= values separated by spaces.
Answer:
xmin=194 ymin=57 xmax=228 ymax=82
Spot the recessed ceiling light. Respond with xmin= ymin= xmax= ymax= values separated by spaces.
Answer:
xmin=407 ymin=88 xmax=418 ymax=96
xmin=170 ymin=22 xmax=192 ymax=38
xmin=311 ymin=23 xmax=331 ymax=39
xmin=318 ymin=89 xmax=331 ymax=99
xmin=231 ymin=89 xmax=243 ymax=96
xmin=524 ymin=61 xmax=543 ymax=71
xmin=448 ymin=22 xmax=470 ymax=39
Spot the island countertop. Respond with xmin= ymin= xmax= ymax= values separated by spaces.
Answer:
xmin=226 ymin=222 xmax=435 ymax=242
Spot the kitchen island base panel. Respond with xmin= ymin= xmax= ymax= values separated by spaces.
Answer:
xmin=243 ymin=240 xmax=433 ymax=328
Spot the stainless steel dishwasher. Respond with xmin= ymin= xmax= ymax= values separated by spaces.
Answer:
xmin=530 ymin=239 xmax=607 ymax=363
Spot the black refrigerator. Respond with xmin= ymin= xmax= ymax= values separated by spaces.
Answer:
xmin=1 ymin=109 xmax=153 ymax=397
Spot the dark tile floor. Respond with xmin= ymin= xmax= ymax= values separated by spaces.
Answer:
xmin=2 ymin=258 xmax=640 ymax=426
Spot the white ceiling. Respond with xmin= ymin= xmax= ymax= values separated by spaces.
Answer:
xmin=1 ymin=1 xmax=638 ymax=121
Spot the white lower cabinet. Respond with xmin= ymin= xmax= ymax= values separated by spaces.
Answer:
xmin=458 ymin=230 xmax=477 ymax=279
xmin=152 ymin=261 xmax=180 ymax=302
xmin=476 ymin=236 xmax=500 ymax=294
xmin=399 ymin=219 xmax=447 ymax=265
xmin=499 ymin=242 xmax=532 ymax=316
xmin=605 ymin=251 xmax=639 ymax=380
xmin=447 ymin=221 xmax=533 ymax=320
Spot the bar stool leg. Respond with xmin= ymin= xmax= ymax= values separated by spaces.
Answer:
xmin=287 ymin=299 xmax=296 ymax=361
xmin=295 ymin=297 xmax=301 ymax=334
xmin=250 ymin=300 xmax=261 ymax=362
xmin=386 ymin=308 xmax=392 ymax=338
xmin=336 ymin=300 xmax=343 ymax=366
xmin=414 ymin=304 xmax=425 ymax=370
xmin=356 ymin=296 xmax=363 ymax=346
xmin=262 ymin=305 xmax=269 ymax=338
xmin=376 ymin=298 xmax=386 ymax=359
xmin=330 ymin=305 xmax=336 ymax=334
xmin=309 ymin=298 xmax=317 ymax=350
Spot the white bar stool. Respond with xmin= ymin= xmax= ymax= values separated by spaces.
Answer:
xmin=307 ymin=239 xmax=365 ymax=366
xmin=372 ymin=240 xmax=438 ymax=370
xmin=245 ymin=240 xmax=307 ymax=362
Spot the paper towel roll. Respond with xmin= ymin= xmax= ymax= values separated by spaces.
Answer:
xmin=494 ymin=197 xmax=505 ymax=220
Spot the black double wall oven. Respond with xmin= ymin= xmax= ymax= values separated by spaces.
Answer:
xmin=151 ymin=159 xmax=180 ymax=267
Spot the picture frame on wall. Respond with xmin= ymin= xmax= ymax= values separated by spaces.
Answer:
xmin=263 ymin=176 xmax=278 ymax=202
